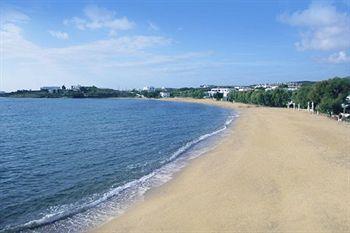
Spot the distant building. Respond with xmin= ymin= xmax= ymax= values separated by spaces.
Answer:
xmin=237 ymin=87 xmax=252 ymax=92
xmin=208 ymin=88 xmax=231 ymax=100
xmin=287 ymin=87 xmax=298 ymax=91
xmin=143 ymin=86 xmax=155 ymax=92
xmin=160 ymin=92 xmax=170 ymax=98
xmin=265 ymin=85 xmax=279 ymax=91
xmin=286 ymin=82 xmax=301 ymax=91
xmin=71 ymin=85 xmax=81 ymax=91
xmin=40 ymin=86 xmax=61 ymax=93
xmin=254 ymin=84 xmax=269 ymax=89
xmin=251 ymin=82 xmax=300 ymax=92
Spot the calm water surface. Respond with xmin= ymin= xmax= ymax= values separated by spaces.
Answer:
xmin=0 ymin=98 xmax=235 ymax=232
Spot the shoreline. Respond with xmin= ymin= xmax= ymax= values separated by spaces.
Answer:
xmin=1 ymin=98 xmax=234 ymax=233
xmin=93 ymin=98 xmax=350 ymax=233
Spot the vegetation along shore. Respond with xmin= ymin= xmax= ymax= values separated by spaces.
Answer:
xmin=2 ymin=76 xmax=349 ymax=119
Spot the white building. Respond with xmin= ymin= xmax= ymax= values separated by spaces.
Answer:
xmin=265 ymin=85 xmax=279 ymax=91
xmin=238 ymin=87 xmax=253 ymax=92
xmin=287 ymin=87 xmax=299 ymax=91
xmin=160 ymin=92 xmax=170 ymax=98
xmin=71 ymin=85 xmax=81 ymax=91
xmin=254 ymin=84 xmax=269 ymax=89
xmin=40 ymin=86 xmax=61 ymax=93
xmin=143 ymin=86 xmax=155 ymax=92
xmin=286 ymin=82 xmax=301 ymax=91
xmin=208 ymin=88 xmax=231 ymax=100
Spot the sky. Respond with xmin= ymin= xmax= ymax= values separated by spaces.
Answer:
xmin=0 ymin=0 xmax=349 ymax=91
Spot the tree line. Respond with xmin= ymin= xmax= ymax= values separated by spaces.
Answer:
xmin=2 ymin=77 xmax=349 ymax=114
xmin=228 ymin=77 xmax=350 ymax=114
xmin=228 ymin=88 xmax=292 ymax=107
xmin=2 ymin=86 xmax=136 ymax=98
xmin=169 ymin=88 xmax=209 ymax=99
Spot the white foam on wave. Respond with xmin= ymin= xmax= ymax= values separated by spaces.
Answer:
xmin=166 ymin=113 xmax=236 ymax=163
xmin=5 ymin=112 xmax=239 ymax=233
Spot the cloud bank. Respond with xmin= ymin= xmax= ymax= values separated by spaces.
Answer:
xmin=63 ymin=5 xmax=134 ymax=36
xmin=279 ymin=2 xmax=350 ymax=63
xmin=324 ymin=51 xmax=350 ymax=64
xmin=279 ymin=2 xmax=350 ymax=51
xmin=0 ymin=7 xmax=211 ymax=91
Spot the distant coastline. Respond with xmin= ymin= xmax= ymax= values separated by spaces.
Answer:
xmin=2 ymin=76 xmax=349 ymax=121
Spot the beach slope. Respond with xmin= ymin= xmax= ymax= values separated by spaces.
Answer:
xmin=95 ymin=99 xmax=350 ymax=233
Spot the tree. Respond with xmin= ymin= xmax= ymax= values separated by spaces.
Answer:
xmin=271 ymin=88 xmax=291 ymax=107
xmin=318 ymin=97 xmax=342 ymax=114
xmin=213 ymin=92 xmax=223 ymax=100
xmin=229 ymin=88 xmax=292 ymax=107
xmin=307 ymin=78 xmax=350 ymax=114
xmin=292 ymin=85 xmax=312 ymax=108
xmin=250 ymin=89 xmax=265 ymax=105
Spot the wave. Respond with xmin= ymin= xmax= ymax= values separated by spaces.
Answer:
xmin=165 ymin=113 xmax=237 ymax=163
xmin=2 ymin=112 xmax=238 ymax=233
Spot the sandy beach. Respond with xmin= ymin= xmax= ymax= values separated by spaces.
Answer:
xmin=94 ymin=98 xmax=350 ymax=233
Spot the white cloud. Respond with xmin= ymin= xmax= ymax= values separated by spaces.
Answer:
xmin=1 ymin=23 xmax=43 ymax=61
xmin=323 ymin=51 xmax=350 ymax=63
xmin=1 ymin=17 xmax=212 ymax=91
xmin=279 ymin=2 xmax=350 ymax=51
xmin=45 ymin=36 xmax=172 ymax=63
xmin=102 ymin=51 xmax=212 ymax=68
xmin=0 ymin=8 xmax=215 ymax=91
xmin=2 ymin=21 xmax=171 ymax=63
xmin=64 ymin=5 xmax=134 ymax=35
xmin=2 ymin=9 xmax=30 ymax=23
xmin=148 ymin=21 xmax=159 ymax=31
xmin=48 ymin=30 xmax=69 ymax=40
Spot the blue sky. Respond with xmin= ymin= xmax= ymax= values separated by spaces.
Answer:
xmin=0 ymin=0 xmax=349 ymax=91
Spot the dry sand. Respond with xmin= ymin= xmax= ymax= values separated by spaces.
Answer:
xmin=94 ymin=98 xmax=350 ymax=233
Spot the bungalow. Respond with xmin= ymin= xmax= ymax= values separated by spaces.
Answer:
xmin=40 ymin=86 xmax=61 ymax=93
xmin=208 ymin=88 xmax=230 ymax=100
xmin=71 ymin=85 xmax=81 ymax=91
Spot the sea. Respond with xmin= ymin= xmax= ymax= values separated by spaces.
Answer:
xmin=0 ymin=98 xmax=237 ymax=233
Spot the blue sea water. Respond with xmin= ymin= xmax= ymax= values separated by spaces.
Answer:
xmin=0 ymin=98 xmax=236 ymax=232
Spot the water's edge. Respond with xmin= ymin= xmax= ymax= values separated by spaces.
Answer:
xmin=89 ymin=108 xmax=239 ymax=233
xmin=2 ymin=101 xmax=238 ymax=233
